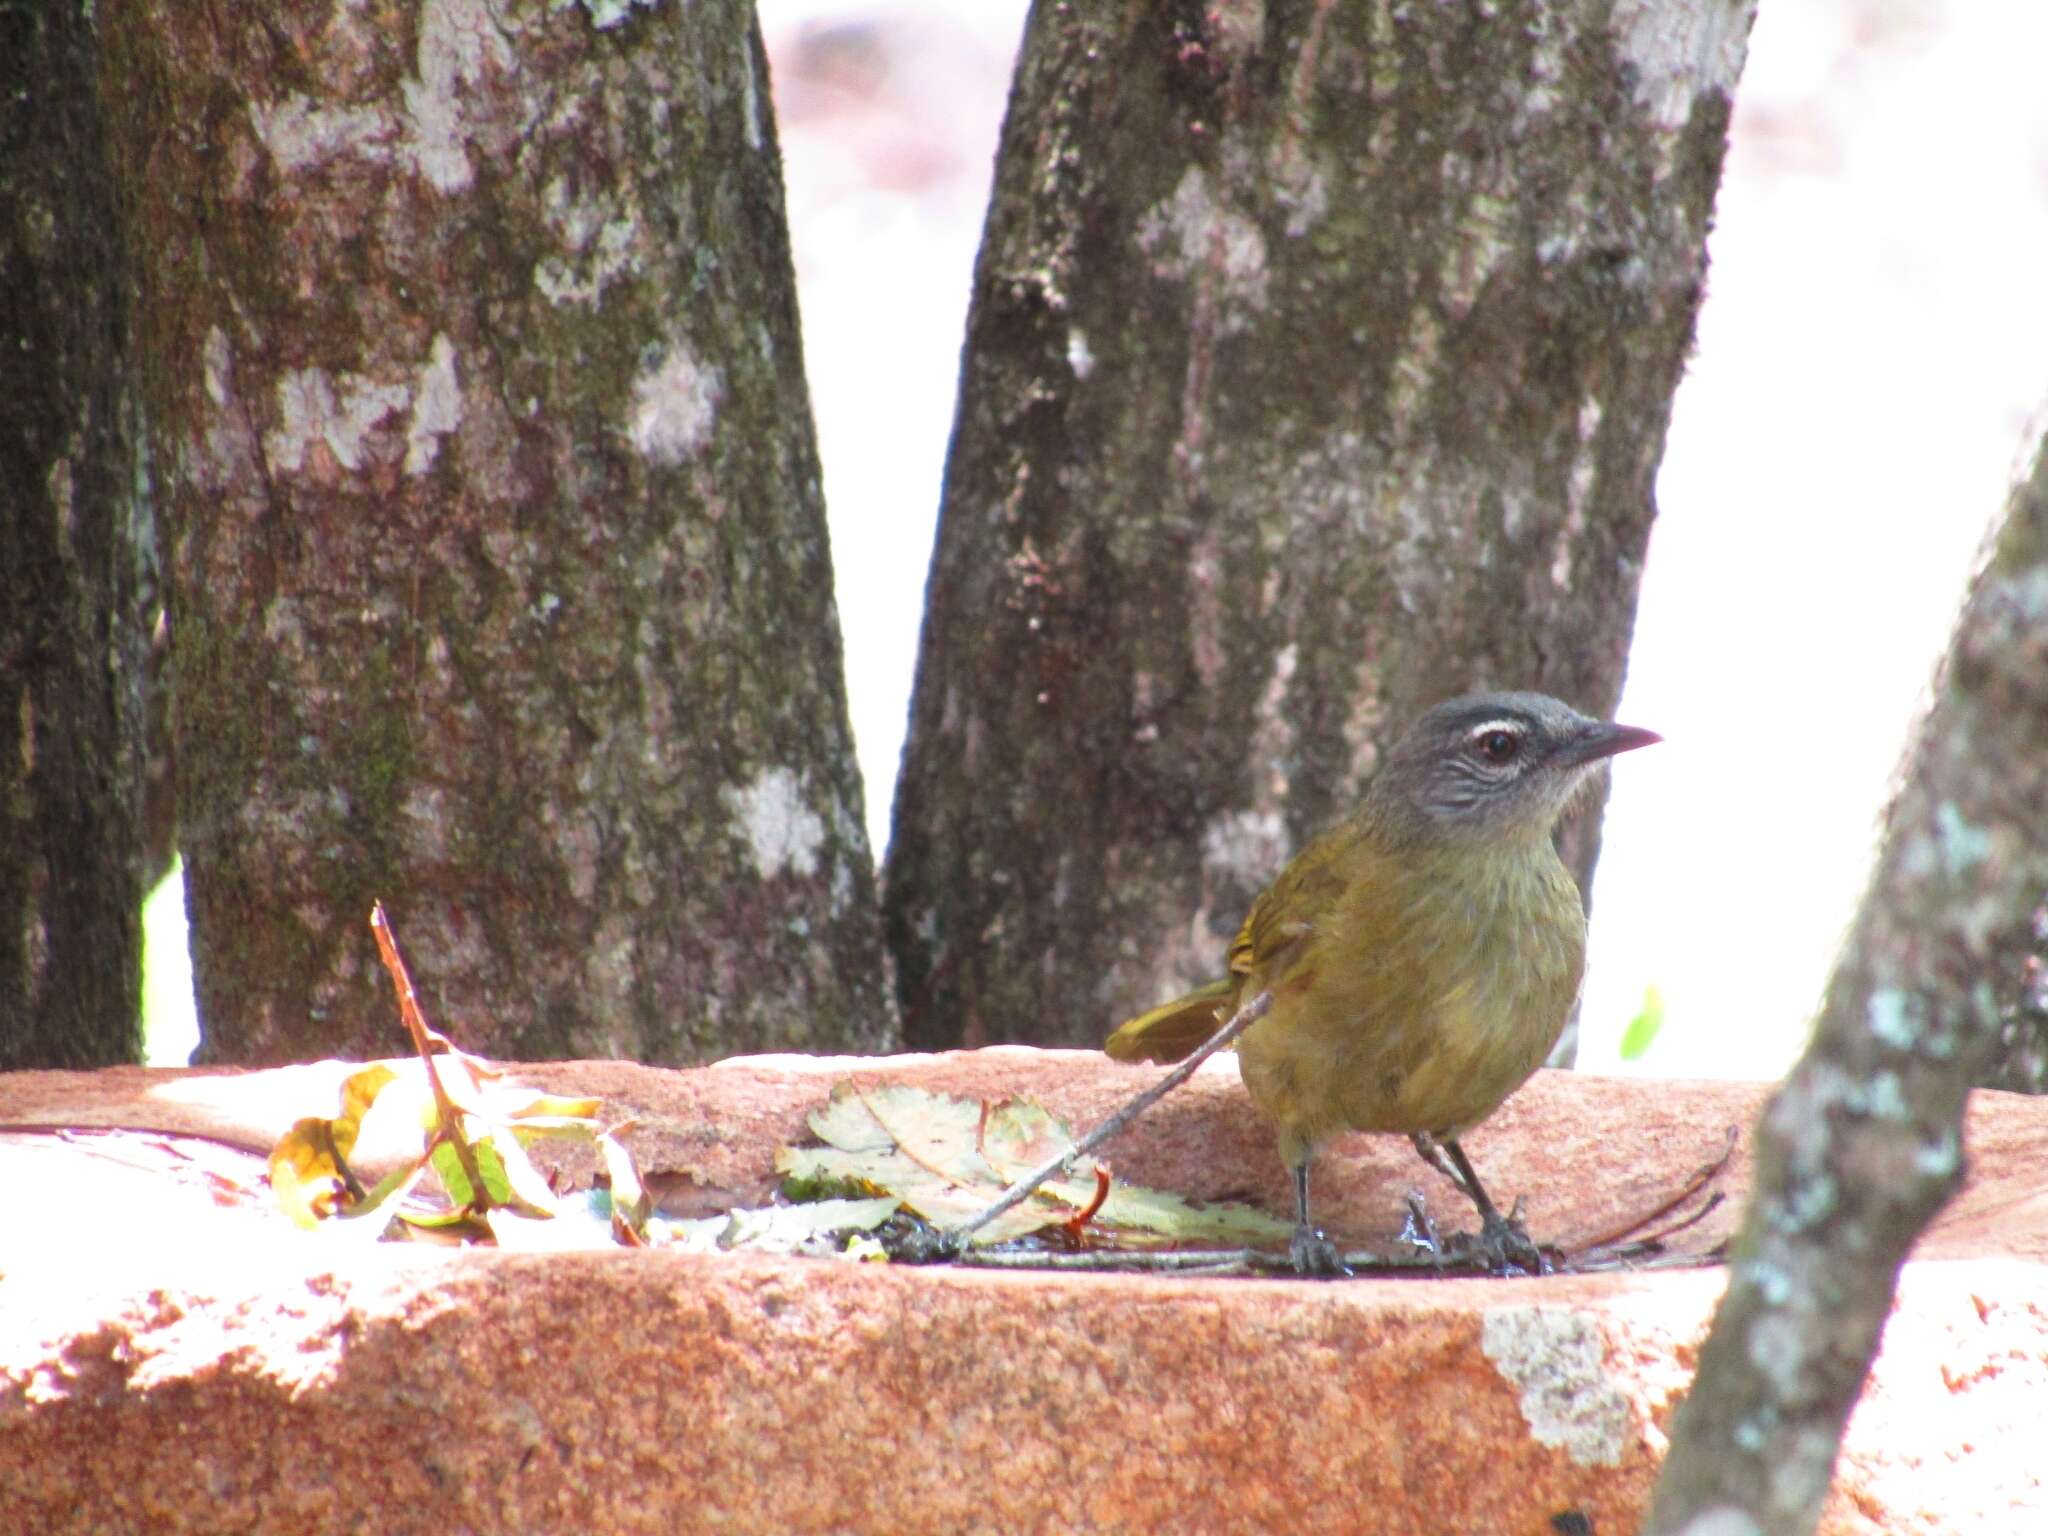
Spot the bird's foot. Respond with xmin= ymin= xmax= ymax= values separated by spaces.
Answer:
xmin=1405 ymin=1193 xmax=1554 ymax=1275
xmin=1462 ymin=1198 xmax=1552 ymax=1277
xmin=1288 ymin=1223 xmax=1351 ymax=1278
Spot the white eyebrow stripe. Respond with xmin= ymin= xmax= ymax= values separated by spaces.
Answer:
xmin=1467 ymin=718 xmax=1525 ymax=738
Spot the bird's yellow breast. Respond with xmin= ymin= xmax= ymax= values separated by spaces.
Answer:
xmin=1233 ymin=833 xmax=1586 ymax=1164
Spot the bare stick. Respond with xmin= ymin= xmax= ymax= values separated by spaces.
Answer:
xmin=1577 ymin=1192 xmax=1727 ymax=1266
xmin=370 ymin=901 xmax=487 ymax=1204
xmin=1571 ymin=1125 xmax=1739 ymax=1254
xmin=941 ymin=989 xmax=1273 ymax=1252
xmin=951 ymin=1241 xmax=1719 ymax=1278
xmin=955 ymin=1243 xmax=1428 ymax=1276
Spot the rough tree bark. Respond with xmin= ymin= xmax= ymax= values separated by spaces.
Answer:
xmin=886 ymin=0 xmax=1755 ymax=1048
xmin=0 ymin=1 xmax=150 ymax=1068
xmin=1953 ymin=496 xmax=2048 ymax=1100
xmin=1645 ymin=438 xmax=2048 ymax=1533
xmin=97 ymin=0 xmax=894 ymax=1063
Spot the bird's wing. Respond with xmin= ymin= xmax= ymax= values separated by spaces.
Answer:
xmin=1107 ymin=818 xmax=1379 ymax=1064
xmin=1226 ymin=818 xmax=1368 ymax=980
xmin=1103 ymin=975 xmax=1240 ymax=1063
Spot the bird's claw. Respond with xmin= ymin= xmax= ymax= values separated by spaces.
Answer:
xmin=1288 ymin=1224 xmax=1351 ymax=1278
xmin=1473 ymin=1207 xmax=1552 ymax=1276
xmin=1402 ymin=1192 xmax=1553 ymax=1275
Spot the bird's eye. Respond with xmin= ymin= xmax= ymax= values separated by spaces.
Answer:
xmin=1477 ymin=729 xmax=1519 ymax=763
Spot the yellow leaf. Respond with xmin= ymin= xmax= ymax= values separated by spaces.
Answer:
xmin=267 ymin=1063 xmax=399 ymax=1227
xmin=269 ymin=1118 xmax=350 ymax=1229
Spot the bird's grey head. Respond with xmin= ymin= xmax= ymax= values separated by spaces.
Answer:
xmin=1369 ymin=691 xmax=1660 ymax=841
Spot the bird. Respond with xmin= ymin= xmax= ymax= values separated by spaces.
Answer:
xmin=1104 ymin=690 xmax=1660 ymax=1275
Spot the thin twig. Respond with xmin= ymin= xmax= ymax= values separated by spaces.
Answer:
xmin=941 ymin=989 xmax=1274 ymax=1252
xmin=1546 ymin=1243 xmax=1727 ymax=1276
xmin=1576 ymin=1191 xmax=1727 ymax=1266
xmin=947 ymin=1238 xmax=1691 ymax=1278
xmin=954 ymin=1253 xmax=1269 ymax=1277
xmin=1571 ymin=1125 xmax=1739 ymax=1253
xmin=370 ymin=901 xmax=487 ymax=1205
xmin=951 ymin=1236 xmax=1724 ymax=1279
xmin=1626 ymin=1189 xmax=1726 ymax=1249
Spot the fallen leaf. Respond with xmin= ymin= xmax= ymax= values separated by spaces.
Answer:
xmin=777 ymin=1082 xmax=1295 ymax=1250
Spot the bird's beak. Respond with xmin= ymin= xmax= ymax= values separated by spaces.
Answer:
xmin=1559 ymin=720 xmax=1661 ymax=769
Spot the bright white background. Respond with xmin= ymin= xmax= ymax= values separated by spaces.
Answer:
xmin=148 ymin=3 xmax=2048 ymax=1077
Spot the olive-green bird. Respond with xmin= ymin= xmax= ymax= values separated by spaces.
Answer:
xmin=1104 ymin=691 xmax=1659 ymax=1274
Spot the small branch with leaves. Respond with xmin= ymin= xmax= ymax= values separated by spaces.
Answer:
xmin=266 ymin=903 xmax=641 ymax=1247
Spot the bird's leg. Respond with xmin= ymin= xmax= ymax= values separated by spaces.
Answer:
xmin=1408 ymin=1131 xmax=1474 ymax=1198
xmin=1437 ymin=1137 xmax=1549 ymax=1275
xmin=1287 ymin=1161 xmax=1349 ymax=1278
xmin=1396 ymin=1133 xmax=1461 ymax=1262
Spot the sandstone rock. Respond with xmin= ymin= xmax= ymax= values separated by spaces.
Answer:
xmin=2 ymin=1052 xmax=2043 ymax=1534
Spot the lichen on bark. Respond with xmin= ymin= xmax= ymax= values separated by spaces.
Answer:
xmin=99 ymin=0 xmax=893 ymax=1062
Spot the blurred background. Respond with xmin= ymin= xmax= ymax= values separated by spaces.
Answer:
xmin=145 ymin=0 xmax=2048 ymax=1078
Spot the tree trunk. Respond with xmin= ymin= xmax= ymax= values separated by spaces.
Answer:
xmin=0 ymin=1 xmax=149 ymax=1069
xmin=1645 ymin=432 xmax=2048 ymax=1536
xmin=1944 ymin=489 xmax=2048 ymax=1096
xmin=97 ymin=1 xmax=894 ymax=1064
xmin=886 ymin=0 xmax=1755 ymax=1049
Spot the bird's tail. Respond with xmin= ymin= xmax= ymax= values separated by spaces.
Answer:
xmin=1103 ymin=977 xmax=1240 ymax=1064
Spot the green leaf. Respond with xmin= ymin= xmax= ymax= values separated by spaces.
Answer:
xmin=1620 ymin=985 xmax=1666 ymax=1060
xmin=393 ymin=1206 xmax=490 ymax=1239
xmin=481 ymin=1129 xmax=560 ymax=1218
xmin=334 ymin=1160 xmax=430 ymax=1230
xmin=1093 ymin=1184 xmax=1294 ymax=1246
xmin=471 ymin=1137 xmax=515 ymax=1205
xmin=430 ymin=1138 xmax=477 ymax=1208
